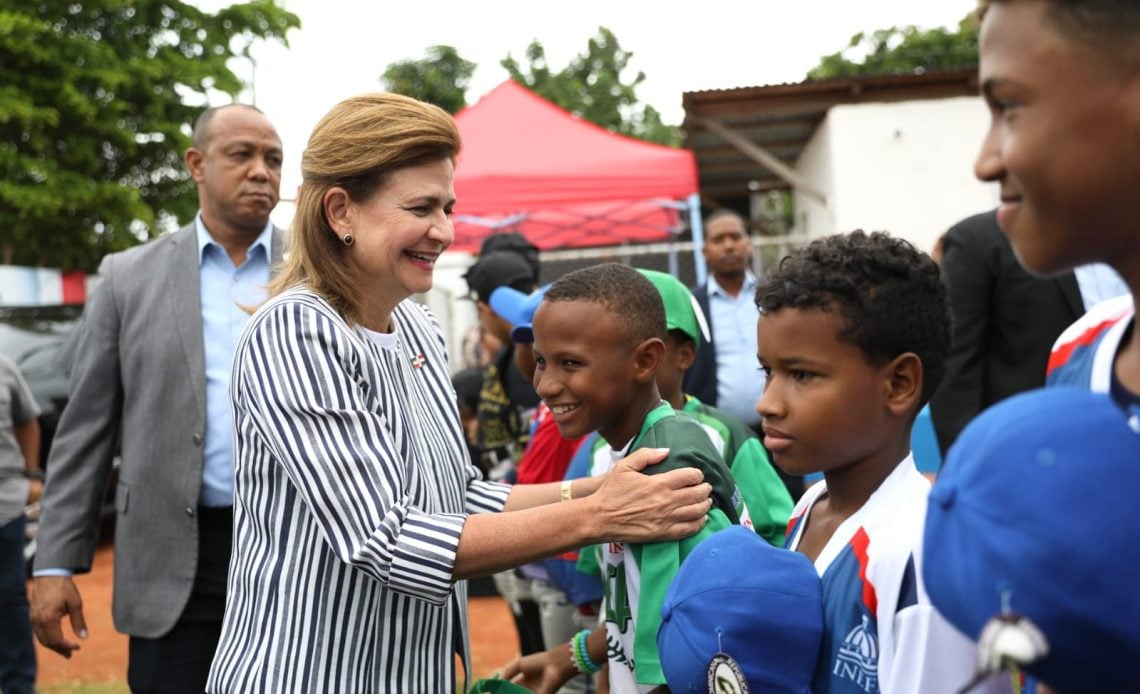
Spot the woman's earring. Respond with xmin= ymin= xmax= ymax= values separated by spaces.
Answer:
xmin=342 ymin=234 xmax=354 ymax=246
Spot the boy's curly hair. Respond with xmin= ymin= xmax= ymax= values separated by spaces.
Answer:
xmin=543 ymin=262 xmax=666 ymax=346
xmin=755 ymin=230 xmax=951 ymax=406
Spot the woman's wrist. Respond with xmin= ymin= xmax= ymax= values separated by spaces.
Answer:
xmin=573 ymin=475 xmax=603 ymax=498
xmin=569 ymin=493 xmax=604 ymax=545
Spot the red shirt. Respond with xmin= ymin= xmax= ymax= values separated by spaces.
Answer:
xmin=515 ymin=403 xmax=585 ymax=485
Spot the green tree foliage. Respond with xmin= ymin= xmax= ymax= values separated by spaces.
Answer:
xmin=0 ymin=1 xmax=299 ymax=271
xmin=501 ymin=27 xmax=680 ymax=146
xmin=381 ymin=45 xmax=476 ymax=115
xmin=808 ymin=15 xmax=979 ymax=80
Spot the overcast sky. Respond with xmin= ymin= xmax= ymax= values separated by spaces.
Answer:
xmin=193 ymin=0 xmax=978 ymax=199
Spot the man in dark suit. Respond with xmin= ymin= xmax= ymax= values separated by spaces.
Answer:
xmin=30 ymin=104 xmax=285 ymax=693
xmin=930 ymin=209 xmax=1083 ymax=454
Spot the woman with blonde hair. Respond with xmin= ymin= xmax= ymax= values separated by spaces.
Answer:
xmin=206 ymin=93 xmax=712 ymax=693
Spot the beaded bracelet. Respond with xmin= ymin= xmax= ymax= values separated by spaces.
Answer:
xmin=568 ymin=629 xmax=603 ymax=675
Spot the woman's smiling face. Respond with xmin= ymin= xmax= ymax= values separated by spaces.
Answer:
xmin=336 ymin=158 xmax=456 ymax=321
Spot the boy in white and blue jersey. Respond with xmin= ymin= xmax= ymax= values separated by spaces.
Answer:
xmin=970 ymin=0 xmax=1140 ymax=421
xmin=756 ymin=232 xmax=1003 ymax=694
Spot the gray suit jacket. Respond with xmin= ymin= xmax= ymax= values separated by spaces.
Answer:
xmin=35 ymin=222 xmax=285 ymax=638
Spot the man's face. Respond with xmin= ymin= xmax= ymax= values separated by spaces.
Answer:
xmin=187 ymin=106 xmax=283 ymax=234
xmin=702 ymin=215 xmax=752 ymax=279
xmin=975 ymin=1 xmax=1140 ymax=276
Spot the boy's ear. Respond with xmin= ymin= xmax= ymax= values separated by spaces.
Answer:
xmin=883 ymin=352 xmax=923 ymax=416
xmin=677 ymin=339 xmax=697 ymax=371
xmin=632 ymin=337 xmax=666 ymax=384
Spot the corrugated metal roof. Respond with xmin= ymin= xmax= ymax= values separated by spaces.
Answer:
xmin=682 ymin=68 xmax=978 ymax=208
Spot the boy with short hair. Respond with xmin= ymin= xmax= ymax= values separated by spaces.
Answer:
xmin=972 ymin=0 xmax=1140 ymax=410
xmin=917 ymin=5 xmax=1140 ymax=689
xmin=505 ymin=262 xmax=746 ymax=693
xmin=757 ymin=231 xmax=998 ymax=693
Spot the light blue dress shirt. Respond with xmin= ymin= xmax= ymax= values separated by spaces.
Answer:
xmin=197 ymin=215 xmax=272 ymax=506
xmin=1074 ymin=263 xmax=1129 ymax=311
xmin=35 ymin=218 xmax=273 ymax=576
xmin=708 ymin=272 xmax=764 ymax=427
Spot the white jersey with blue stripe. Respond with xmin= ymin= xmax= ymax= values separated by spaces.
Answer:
xmin=785 ymin=457 xmax=1009 ymax=694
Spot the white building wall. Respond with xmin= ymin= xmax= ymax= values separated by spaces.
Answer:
xmin=794 ymin=95 xmax=998 ymax=255
xmin=792 ymin=115 xmax=837 ymax=238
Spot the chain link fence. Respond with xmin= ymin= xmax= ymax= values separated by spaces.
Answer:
xmin=534 ymin=233 xmax=815 ymax=288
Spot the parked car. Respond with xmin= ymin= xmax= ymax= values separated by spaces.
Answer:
xmin=0 ymin=304 xmax=118 ymax=573
xmin=0 ymin=305 xmax=81 ymax=462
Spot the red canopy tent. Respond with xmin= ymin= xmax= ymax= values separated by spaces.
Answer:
xmin=451 ymin=80 xmax=700 ymax=252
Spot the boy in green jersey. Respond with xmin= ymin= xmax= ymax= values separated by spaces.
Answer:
xmin=637 ymin=268 xmax=792 ymax=546
xmin=504 ymin=263 xmax=745 ymax=693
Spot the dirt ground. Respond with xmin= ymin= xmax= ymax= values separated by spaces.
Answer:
xmin=31 ymin=541 xmax=521 ymax=691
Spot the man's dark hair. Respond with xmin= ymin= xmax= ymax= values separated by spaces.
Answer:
xmin=704 ymin=208 xmax=747 ymax=228
xmin=544 ymin=263 xmax=665 ymax=346
xmin=192 ymin=103 xmax=264 ymax=150
xmin=755 ymin=230 xmax=951 ymax=406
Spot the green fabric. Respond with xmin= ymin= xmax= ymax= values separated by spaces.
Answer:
xmin=630 ymin=507 xmax=733 ymax=685
xmin=683 ymin=396 xmax=794 ymax=546
xmin=631 ymin=402 xmax=743 ymax=524
xmin=468 ymin=677 xmax=533 ymax=693
xmin=619 ymin=402 xmax=743 ymax=685
xmin=636 ymin=269 xmax=704 ymax=342
xmin=576 ymin=542 xmax=601 ymax=576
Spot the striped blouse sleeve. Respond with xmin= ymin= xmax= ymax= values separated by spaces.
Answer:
xmin=236 ymin=298 xmax=466 ymax=604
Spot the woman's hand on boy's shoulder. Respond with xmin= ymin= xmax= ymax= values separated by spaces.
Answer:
xmin=587 ymin=448 xmax=712 ymax=544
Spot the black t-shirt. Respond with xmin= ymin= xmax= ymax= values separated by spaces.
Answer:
xmin=476 ymin=345 xmax=538 ymax=477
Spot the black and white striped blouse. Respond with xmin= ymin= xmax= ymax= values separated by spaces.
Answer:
xmin=207 ymin=287 xmax=510 ymax=693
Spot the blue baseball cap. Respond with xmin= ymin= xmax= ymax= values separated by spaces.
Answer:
xmin=488 ymin=284 xmax=549 ymax=344
xmin=924 ymin=387 xmax=1140 ymax=693
xmin=657 ymin=526 xmax=823 ymax=693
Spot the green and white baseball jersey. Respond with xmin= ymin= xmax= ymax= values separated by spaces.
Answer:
xmin=600 ymin=401 xmax=744 ymax=692
xmin=682 ymin=394 xmax=793 ymax=546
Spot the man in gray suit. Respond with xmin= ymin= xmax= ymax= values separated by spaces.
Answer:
xmin=30 ymin=104 xmax=285 ymax=693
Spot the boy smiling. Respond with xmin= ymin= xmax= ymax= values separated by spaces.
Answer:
xmin=972 ymin=0 xmax=1140 ymax=415
xmin=507 ymin=263 xmax=746 ymax=693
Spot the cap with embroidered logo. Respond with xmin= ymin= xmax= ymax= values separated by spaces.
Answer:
xmin=657 ymin=525 xmax=823 ymax=693
xmin=923 ymin=386 xmax=1140 ymax=693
